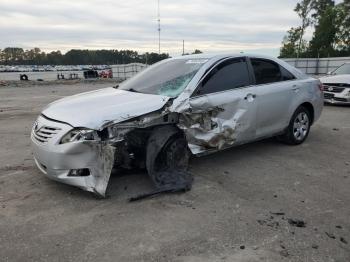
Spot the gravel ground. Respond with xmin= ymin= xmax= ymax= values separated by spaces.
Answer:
xmin=0 ymin=82 xmax=349 ymax=262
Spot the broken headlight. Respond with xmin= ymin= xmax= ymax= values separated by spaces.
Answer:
xmin=60 ymin=129 xmax=99 ymax=144
xmin=107 ymin=125 xmax=131 ymax=141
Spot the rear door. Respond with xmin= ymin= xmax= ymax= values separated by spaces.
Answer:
xmin=249 ymin=58 xmax=298 ymax=138
xmin=181 ymin=57 xmax=259 ymax=154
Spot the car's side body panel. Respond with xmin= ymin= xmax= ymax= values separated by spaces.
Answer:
xmin=173 ymin=54 xmax=322 ymax=155
xmin=254 ymin=80 xmax=296 ymax=138
xmin=178 ymin=86 xmax=258 ymax=154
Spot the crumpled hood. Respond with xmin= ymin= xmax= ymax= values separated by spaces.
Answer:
xmin=42 ymin=87 xmax=170 ymax=130
xmin=319 ymin=74 xmax=350 ymax=84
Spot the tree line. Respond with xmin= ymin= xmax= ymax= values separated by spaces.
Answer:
xmin=280 ymin=0 xmax=350 ymax=58
xmin=0 ymin=48 xmax=170 ymax=65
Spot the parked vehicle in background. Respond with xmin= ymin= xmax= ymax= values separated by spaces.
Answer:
xmin=320 ymin=63 xmax=350 ymax=104
xmin=31 ymin=54 xmax=324 ymax=197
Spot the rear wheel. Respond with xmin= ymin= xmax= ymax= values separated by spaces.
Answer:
xmin=279 ymin=106 xmax=311 ymax=145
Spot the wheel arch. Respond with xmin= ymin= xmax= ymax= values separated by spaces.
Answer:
xmin=146 ymin=124 xmax=187 ymax=175
xmin=299 ymin=102 xmax=315 ymax=124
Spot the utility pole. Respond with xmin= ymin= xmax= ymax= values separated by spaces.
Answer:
xmin=157 ymin=0 xmax=161 ymax=54
xmin=183 ymin=40 xmax=185 ymax=55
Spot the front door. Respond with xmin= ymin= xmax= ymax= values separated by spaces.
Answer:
xmin=180 ymin=57 xmax=258 ymax=154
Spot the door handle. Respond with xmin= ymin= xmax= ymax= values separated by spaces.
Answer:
xmin=292 ymin=86 xmax=300 ymax=93
xmin=292 ymin=84 xmax=300 ymax=91
xmin=244 ymin=93 xmax=256 ymax=101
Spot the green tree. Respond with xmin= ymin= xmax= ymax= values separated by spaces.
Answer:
xmin=192 ymin=49 xmax=203 ymax=54
xmin=280 ymin=27 xmax=307 ymax=58
xmin=308 ymin=5 xmax=338 ymax=57
xmin=0 ymin=47 xmax=170 ymax=65
xmin=294 ymin=0 xmax=313 ymax=57
xmin=336 ymin=0 xmax=350 ymax=51
xmin=46 ymin=51 xmax=63 ymax=65
xmin=310 ymin=0 xmax=335 ymax=22
xmin=280 ymin=0 xmax=350 ymax=58
xmin=2 ymin=47 xmax=24 ymax=64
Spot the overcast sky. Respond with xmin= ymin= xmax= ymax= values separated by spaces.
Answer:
xmin=0 ymin=0 xmax=302 ymax=57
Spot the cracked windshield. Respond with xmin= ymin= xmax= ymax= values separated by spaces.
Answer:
xmin=120 ymin=58 xmax=208 ymax=97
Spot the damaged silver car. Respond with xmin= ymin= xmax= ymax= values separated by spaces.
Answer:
xmin=31 ymin=54 xmax=323 ymax=197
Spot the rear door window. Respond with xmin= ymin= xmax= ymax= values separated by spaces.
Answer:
xmin=196 ymin=58 xmax=250 ymax=96
xmin=251 ymin=59 xmax=282 ymax=85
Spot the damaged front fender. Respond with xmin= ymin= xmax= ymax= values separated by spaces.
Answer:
xmin=84 ymin=142 xmax=116 ymax=197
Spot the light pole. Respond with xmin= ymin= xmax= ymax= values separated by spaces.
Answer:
xmin=157 ymin=0 xmax=161 ymax=54
xmin=182 ymin=40 xmax=185 ymax=55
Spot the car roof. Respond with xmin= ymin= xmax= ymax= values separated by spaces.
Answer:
xmin=171 ymin=53 xmax=307 ymax=79
xmin=171 ymin=53 xmax=280 ymax=61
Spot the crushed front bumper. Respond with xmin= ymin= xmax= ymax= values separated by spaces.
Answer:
xmin=323 ymin=88 xmax=350 ymax=105
xmin=31 ymin=115 xmax=115 ymax=197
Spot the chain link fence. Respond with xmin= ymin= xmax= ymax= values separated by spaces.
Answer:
xmin=0 ymin=63 xmax=149 ymax=81
xmin=2 ymin=57 xmax=350 ymax=81
xmin=283 ymin=57 xmax=350 ymax=75
xmin=111 ymin=63 xmax=148 ymax=80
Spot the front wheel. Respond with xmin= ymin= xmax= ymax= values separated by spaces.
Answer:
xmin=279 ymin=106 xmax=311 ymax=145
xmin=146 ymin=129 xmax=192 ymax=190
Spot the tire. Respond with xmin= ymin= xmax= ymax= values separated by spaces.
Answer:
xmin=147 ymin=133 xmax=191 ymax=189
xmin=156 ymin=135 xmax=190 ymax=172
xmin=20 ymin=74 xmax=28 ymax=81
xmin=279 ymin=106 xmax=311 ymax=145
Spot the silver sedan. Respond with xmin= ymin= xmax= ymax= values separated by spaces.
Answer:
xmin=31 ymin=54 xmax=324 ymax=197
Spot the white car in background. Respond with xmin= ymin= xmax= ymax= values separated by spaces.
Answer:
xmin=320 ymin=63 xmax=350 ymax=104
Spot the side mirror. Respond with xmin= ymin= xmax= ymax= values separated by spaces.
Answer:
xmin=326 ymin=71 xmax=333 ymax=75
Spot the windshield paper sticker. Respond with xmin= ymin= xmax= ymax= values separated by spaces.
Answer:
xmin=186 ymin=59 xmax=208 ymax=64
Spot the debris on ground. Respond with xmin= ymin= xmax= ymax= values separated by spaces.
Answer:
xmin=240 ymin=245 xmax=245 ymax=250
xmin=312 ymin=244 xmax=319 ymax=249
xmin=129 ymin=170 xmax=193 ymax=202
xmin=129 ymin=186 xmax=189 ymax=202
xmin=280 ymin=249 xmax=290 ymax=258
xmin=129 ymin=127 xmax=193 ymax=202
xmin=340 ymin=237 xmax=347 ymax=244
xmin=257 ymin=219 xmax=266 ymax=226
xmin=270 ymin=212 xmax=285 ymax=216
xmin=257 ymin=218 xmax=280 ymax=229
xmin=325 ymin=232 xmax=336 ymax=239
xmin=288 ymin=219 xmax=306 ymax=228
